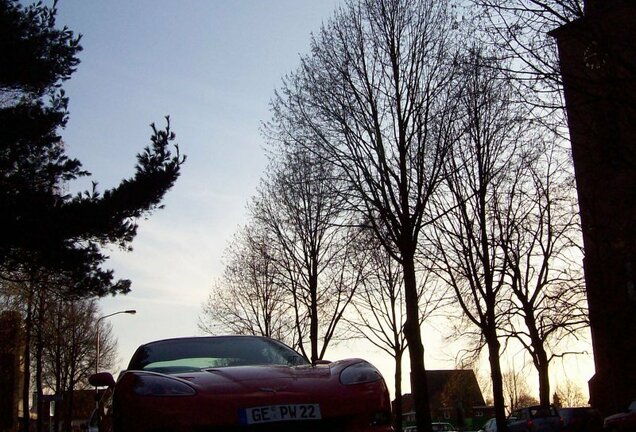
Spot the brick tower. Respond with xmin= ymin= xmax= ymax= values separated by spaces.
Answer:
xmin=550 ymin=0 xmax=636 ymax=416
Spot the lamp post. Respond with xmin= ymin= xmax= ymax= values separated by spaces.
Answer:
xmin=95 ymin=309 xmax=136 ymax=375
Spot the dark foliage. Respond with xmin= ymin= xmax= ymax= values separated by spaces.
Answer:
xmin=0 ymin=0 xmax=81 ymax=92
xmin=0 ymin=0 xmax=185 ymax=297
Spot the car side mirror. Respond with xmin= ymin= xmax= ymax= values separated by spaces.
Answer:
xmin=89 ymin=372 xmax=116 ymax=388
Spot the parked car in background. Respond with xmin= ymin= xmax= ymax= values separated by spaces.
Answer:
xmin=404 ymin=423 xmax=458 ymax=432
xmin=508 ymin=405 xmax=563 ymax=432
xmin=432 ymin=422 xmax=459 ymax=432
xmin=604 ymin=400 xmax=636 ymax=431
xmin=89 ymin=335 xmax=393 ymax=431
xmin=481 ymin=417 xmax=497 ymax=432
xmin=558 ymin=407 xmax=602 ymax=432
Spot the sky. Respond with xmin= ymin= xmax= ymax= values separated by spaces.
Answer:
xmin=51 ymin=0 xmax=594 ymax=399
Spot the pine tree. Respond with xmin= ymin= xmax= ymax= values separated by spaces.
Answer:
xmin=0 ymin=0 xmax=185 ymax=296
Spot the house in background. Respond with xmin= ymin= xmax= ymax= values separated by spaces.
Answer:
xmin=30 ymin=389 xmax=102 ymax=432
xmin=399 ymin=369 xmax=496 ymax=430
xmin=0 ymin=311 xmax=24 ymax=432
xmin=52 ymin=390 xmax=99 ymax=432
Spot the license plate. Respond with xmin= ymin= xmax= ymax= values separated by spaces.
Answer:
xmin=240 ymin=404 xmax=322 ymax=424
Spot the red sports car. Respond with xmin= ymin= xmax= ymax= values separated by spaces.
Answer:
xmin=89 ymin=335 xmax=393 ymax=431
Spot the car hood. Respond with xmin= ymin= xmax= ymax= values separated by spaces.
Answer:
xmin=110 ymin=357 xmax=392 ymax=430
xmin=136 ymin=358 xmax=365 ymax=394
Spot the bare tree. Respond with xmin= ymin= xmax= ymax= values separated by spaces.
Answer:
xmin=500 ymin=143 xmax=588 ymax=405
xmin=502 ymin=367 xmax=539 ymax=412
xmin=198 ymin=223 xmax=295 ymax=345
xmin=462 ymin=0 xmax=592 ymax=408
xmin=0 ymin=267 xmax=50 ymax=432
xmin=0 ymin=269 xmax=118 ymax=432
xmin=349 ymin=246 xmax=407 ymax=431
xmin=475 ymin=368 xmax=495 ymax=406
xmin=345 ymin=229 xmax=447 ymax=431
xmin=250 ymin=145 xmax=359 ymax=362
xmin=41 ymin=296 xmax=117 ymax=432
xmin=554 ymin=378 xmax=588 ymax=407
xmin=469 ymin=0 xmax=584 ymax=130
xmin=266 ymin=1 xmax=461 ymax=429
xmin=428 ymin=46 xmax=534 ymax=431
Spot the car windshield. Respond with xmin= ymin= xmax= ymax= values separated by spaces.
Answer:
xmin=529 ymin=407 xmax=558 ymax=417
xmin=512 ymin=407 xmax=557 ymax=419
xmin=127 ymin=336 xmax=309 ymax=373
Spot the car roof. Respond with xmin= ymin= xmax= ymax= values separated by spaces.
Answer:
xmin=126 ymin=335 xmax=307 ymax=370
xmin=559 ymin=407 xmax=597 ymax=411
xmin=138 ymin=335 xmax=269 ymax=347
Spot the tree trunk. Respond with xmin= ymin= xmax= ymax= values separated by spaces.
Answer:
xmin=486 ymin=330 xmax=508 ymax=432
xmin=22 ymin=288 xmax=34 ymax=432
xmin=35 ymin=292 xmax=46 ymax=432
xmin=402 ymin=255 xmax=433 ymax=432
xmin=535 ymin=347 xmax=551 ymax=405
xmin=53 ymin=323 xmax=62 ymax=432
xmin=394 ymin=350 xmax=403 ymax=432
xmin=309 ymin=270 xmax=319 ymax=363
xmin=53 ymin=382 xmax=61 ymax=432
xmin=64 ymin=339 xmax=79 ymax=432
xmin=521 ymin=302 xmax=552 ymax=405
xmin=64 ymin=390 xmax=74 ymax=432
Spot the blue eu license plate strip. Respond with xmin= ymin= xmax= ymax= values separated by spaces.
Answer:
xmin=240 ymin=404 xmax=321 ymax=424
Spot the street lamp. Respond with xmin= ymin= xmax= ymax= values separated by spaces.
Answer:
xmin=95 ymin=309 xmax=136 ymax=375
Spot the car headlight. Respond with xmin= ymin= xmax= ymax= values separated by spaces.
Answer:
xmin=131 ymin=374 xmax=196 ymax=396
xmin=340 ymin=361 xmax=383 ymax=385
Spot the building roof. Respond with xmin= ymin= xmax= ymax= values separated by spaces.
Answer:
xmin=399 ymin=369 xmax=486 ymax=413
